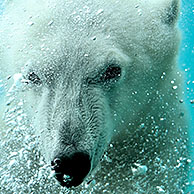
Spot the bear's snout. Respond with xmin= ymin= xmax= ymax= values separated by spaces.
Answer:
xmin=51 ymin=152 xmax=91 ymax=188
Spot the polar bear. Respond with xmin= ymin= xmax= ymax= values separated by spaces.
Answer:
xmin=0 ymin=0 xmax=189 ymax=193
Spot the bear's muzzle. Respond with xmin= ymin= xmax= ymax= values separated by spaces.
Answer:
xmin=51 ymin=152 xmax=91 ymax=188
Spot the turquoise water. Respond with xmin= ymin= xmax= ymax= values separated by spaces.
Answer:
xmin=180 ymin=0 xmax=194 ymax=105
xmin=179 ymin=0 xmax=194 ymax=192
xmin=0 ymin=0 xmax=194 ymax=192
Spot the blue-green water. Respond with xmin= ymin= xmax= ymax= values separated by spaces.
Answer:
xmin=179 ymin=0 xmax=194 ymax=192
xmin=179 ymin=0 xmax=194 ymax=105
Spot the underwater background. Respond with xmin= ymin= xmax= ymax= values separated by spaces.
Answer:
xmin=0 ymin=0 xmax=193 ymax=193
xmin=179 ymin=0 xmax=194 ymax=192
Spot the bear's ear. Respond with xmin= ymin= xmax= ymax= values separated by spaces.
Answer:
xmin=163 ymin=0 xmax=179 ymax=25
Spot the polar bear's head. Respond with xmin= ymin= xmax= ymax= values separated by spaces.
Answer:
xmin=0 ymin=0 xmax=180 ymax=188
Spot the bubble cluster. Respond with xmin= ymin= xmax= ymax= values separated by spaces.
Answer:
xmin=0 ymin=75 xmax=102 ymax=194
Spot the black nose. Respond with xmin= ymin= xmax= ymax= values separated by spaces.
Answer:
xmin=51 ymin=152 xmax=91 ymax=188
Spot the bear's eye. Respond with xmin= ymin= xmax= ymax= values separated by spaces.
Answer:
xmin=164 ymin=0 xmax=179 ymax=25
xmin=27 ymin=72 xmax=42 ymax=85
xmin=100 ymin=65 xmax=122 ymax=83
xmin=86 ymin=65 xmax=122 ymax=85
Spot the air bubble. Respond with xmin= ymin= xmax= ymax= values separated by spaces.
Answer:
xmin=156 ymin=186 xmax=165 ymax=193
xmin=190 ymin=100 xmax=194 ymax=104
xmin=28 ymin=21 xmax=34 ymax=26
xmin=96 ymin=9 xmax=104 ymax=16
xmin=48 ymin=20 xmax=54 ymax=26
xmin=131 ymin=163 xmax=148 ymax=176
xmin=63 ymin=174 xmax=72 ymax=182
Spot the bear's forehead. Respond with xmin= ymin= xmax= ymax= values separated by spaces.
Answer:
xmin=12 ymin=0 xmax=159 ymax=47
xmin=28 ymin=43 xmax=113 ymax=82
xmin=0 ymin=0 xmax=177 ymax=77
xmin=20 ymin=2 xmax=145 ymax=68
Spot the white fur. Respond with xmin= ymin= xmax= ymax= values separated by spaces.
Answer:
xmin=0 ymin=0 xmax=189 ymax=193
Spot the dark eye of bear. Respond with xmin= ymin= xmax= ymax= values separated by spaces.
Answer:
xmin=100 ymin=65 xmax=122 ymax=82
xmin=28 ymin=72 xmax=42 ymax=85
